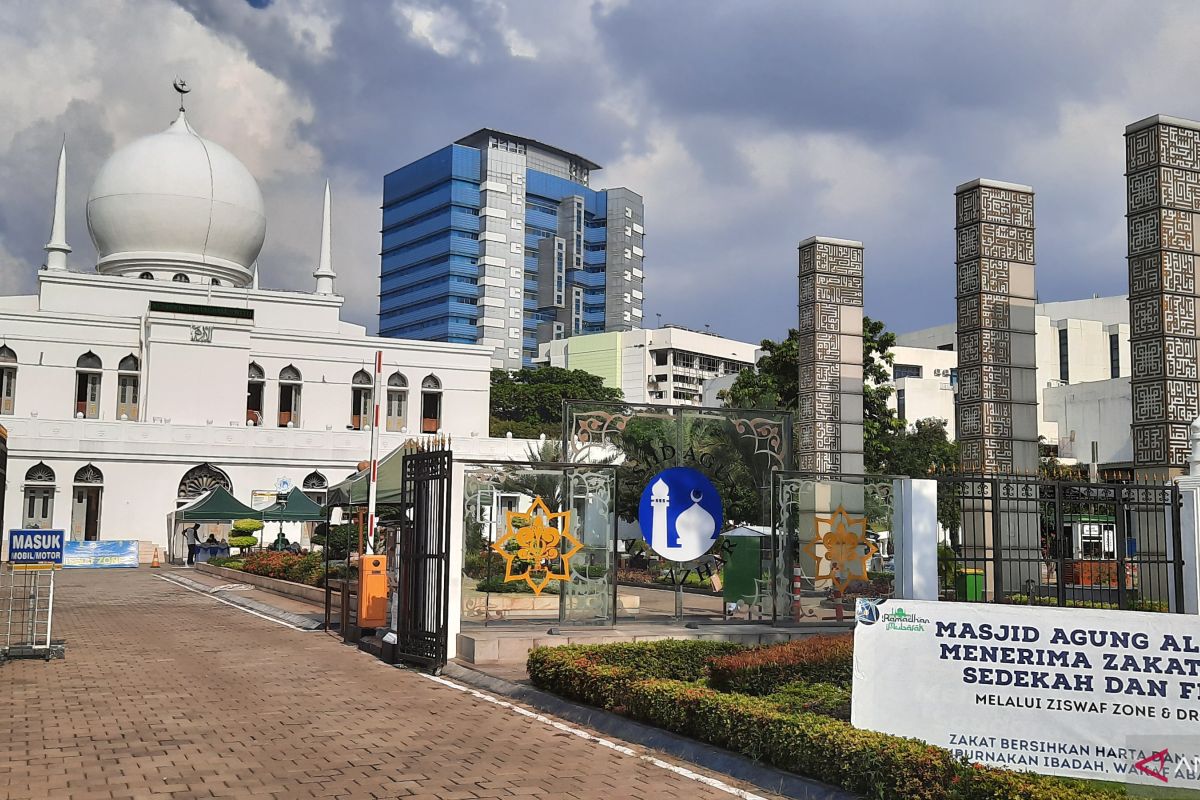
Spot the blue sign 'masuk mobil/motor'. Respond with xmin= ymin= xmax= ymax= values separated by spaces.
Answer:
xmin=638 ymin=467 xmax=723 ymax=563
xmin=7 ymin=529 xmax=66 ymax=568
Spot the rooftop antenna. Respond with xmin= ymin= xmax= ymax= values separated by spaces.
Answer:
xmin=656 ymin=312 xmax=662 ymax=328
xmin=173 ymin=77 xmax=190 ymax=112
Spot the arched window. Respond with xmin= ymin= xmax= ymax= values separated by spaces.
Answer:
xmin=0 ymin=345 xmax=16 ymax=415
xmin=74 ymin=464 xmax=103 ymax=483
xmin=22 ymin=463 xmax=55 ymax=529
xmin=116 ymin=354 xmax=140 ymax=421
xmin=138 ymin=272 xmax=154 ymax=280
xmin=178 ymin=463 xmax=232 ymax=500
xmin=246 ymin=362 xmax=265 ymax=425
xmin=420 ymin=374 xmax=442 ymax=433
xmin=386 ymin=372 xmax=408 ymax=432
xmin=212 ymin=279 xmax=221 ymax=286
xmin=25 ymin=463 xmax=54 ymax=483
xmin=75 ymin=352 xmax=102 ymax=419
xmin=302 ymin=471 xmax=328 ymax=505
xmin=172 ymin=273 xmax=190 ymax=283
xmin=278 ymin=365 xmax=302 ymax=428
xmin=350 ymin=370 xmax=372 ymax=430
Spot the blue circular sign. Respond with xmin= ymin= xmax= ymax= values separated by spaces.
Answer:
xmin=637 ymin=467 xmax=723 ymax=563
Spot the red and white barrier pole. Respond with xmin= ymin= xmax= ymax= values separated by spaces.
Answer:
xmin=365 ymin=349 xmax=382 ymax=555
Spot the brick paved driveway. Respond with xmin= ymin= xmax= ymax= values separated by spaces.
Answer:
xmin=0 ymin=569 xmax=782 ymax=799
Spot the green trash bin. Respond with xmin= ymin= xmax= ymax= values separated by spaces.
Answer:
xmin=722 ymin=528 xmax=765 ymax=607
xmin=956 ymin=568 xmax=985 ymax=602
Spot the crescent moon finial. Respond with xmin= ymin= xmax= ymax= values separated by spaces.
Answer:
xmin=173 ymin=77 xmax=190 ymax=112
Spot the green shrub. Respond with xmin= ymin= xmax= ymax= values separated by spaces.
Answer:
xmin=526 ymin=644 xmax=1122 ymax=800
xmin=239 ymin=550 xmax=325 ymax=587
xmin=207 ymin=556 xmax=243 ymax=569
xmin=526 ymin=639 xmax=742 ymax=693
xmin=766 ymin=681 xmax=851 ymax=721
xmin=233 ymin=518 xmax=264 ymax=534
xmin=1004 ymin=595 xmax=1169 ymax=613
xmin=228 ymin=535 xmax=258 ymax=549
xmin=708 ymin=633 xmax=854 ymax=694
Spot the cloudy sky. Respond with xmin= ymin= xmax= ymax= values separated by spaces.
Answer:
xmin=1 ymin=0 xmax=1197 ymax=344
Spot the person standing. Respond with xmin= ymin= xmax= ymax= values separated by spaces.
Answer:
xmin=185 ymin=523 xmax=201 ymax=566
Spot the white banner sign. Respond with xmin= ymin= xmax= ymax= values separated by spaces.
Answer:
xmin=852 ymin=599 xmax=1200 ymax=790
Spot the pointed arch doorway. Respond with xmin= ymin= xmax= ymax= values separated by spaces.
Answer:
xmin=71 ymin=463 xmax=104 ymax=541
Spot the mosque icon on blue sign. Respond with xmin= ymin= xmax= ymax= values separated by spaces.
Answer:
xmin=637 ymin=467 xmax=724 ymax=563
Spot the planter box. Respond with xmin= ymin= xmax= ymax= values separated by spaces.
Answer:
xmin=195 ymin=563 xmax=324 ymax=606
xmin=463 ymin=589 xmax=640 ymax=620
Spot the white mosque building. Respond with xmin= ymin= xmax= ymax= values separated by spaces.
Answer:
xmin=0 ymin=91 xmax=520 ymax=557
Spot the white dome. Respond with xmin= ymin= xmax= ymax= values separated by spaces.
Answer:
xmin=86 ymin=111 xmax=266 ymax=287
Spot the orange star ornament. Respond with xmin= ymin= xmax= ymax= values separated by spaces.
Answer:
xmin=803 ymin=504 xmax=877 ymax=591
xmin=492 ymin=496 xmax=580 ymax=595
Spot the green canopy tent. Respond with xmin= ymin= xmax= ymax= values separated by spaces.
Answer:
xmin=175 ymin=487 xmax=261 ymax=522
xmin=326 ymin=445 xmax=408 ymax=507
xmin=165 ymin=487 xmax=261 ymax=564
xmin=260 ymin=487 xmax=325 ymax=521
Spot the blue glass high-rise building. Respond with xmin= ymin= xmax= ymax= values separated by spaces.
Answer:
xmin=380 ymin=130 xmax=645 ymax=369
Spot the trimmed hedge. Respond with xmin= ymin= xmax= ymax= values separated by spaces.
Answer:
xmin=527 ymin=643 xmax=1121 ymax=800
xmin=527 ymin=640 xmax=740 ymax=681
xmin=766 ymin=681 xmax=851 ymax=721
xmin=708 ymin=633 xmax=854 ymax=694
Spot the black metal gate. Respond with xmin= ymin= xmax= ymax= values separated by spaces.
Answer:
xmin=395 ymin=447 xmax=453 ymax=671
xmin=936 ymin=474 xmax=1184 ymax=612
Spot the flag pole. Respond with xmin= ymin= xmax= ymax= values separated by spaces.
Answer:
xmin=366 ymin=349 xmax=382 ymax=555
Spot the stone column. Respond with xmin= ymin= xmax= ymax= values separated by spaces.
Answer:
xmin=796 ymin=236 xmax=864 ymax=476
xmin=1126 ymin=115 xmax=1200 ymax=480
xmin=791 ymin=237 xmax=866 ymax=615
xmin=954 ymin=179 xmax=1039 ymax=474
xmin=954 ymin=179 xmax=1039 ymax=597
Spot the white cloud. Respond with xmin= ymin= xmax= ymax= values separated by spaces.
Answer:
xmin=392 ymin=2 xmax=480 ymax=62
xmin=279 ymin=0 xmax=340 ymax=60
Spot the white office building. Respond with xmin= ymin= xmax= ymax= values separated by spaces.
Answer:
xmin=895 ymin=296 xmax=1132 ymax=449
xmin=0 ymin=95 xmax=528 ymax=556
xmin=536 ymin=325 xmax=758 ymax=406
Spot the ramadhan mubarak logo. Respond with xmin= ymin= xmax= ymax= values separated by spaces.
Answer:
xmin=882 ymin=607 xmax=930 ymax=632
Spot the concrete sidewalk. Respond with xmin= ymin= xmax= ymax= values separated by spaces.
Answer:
xmin=0 ymin=568 xmax=790 ymax=800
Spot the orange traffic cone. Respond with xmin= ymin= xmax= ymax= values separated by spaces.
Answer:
xmin=150 ymin=548 xmax=161 ymax=568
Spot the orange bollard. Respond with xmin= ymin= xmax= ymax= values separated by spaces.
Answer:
xmin=150 ymin=548 xmax=161 ymax=568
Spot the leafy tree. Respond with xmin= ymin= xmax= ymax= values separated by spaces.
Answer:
xmin=862 ymin=317 xmax=905 ymax=472
xmin=887 ymin=418 xmax=960 ymax=532
xmin=490 ymin=367 xmax=624 ymax=439
xmin=722 ymin=331 xmax=799 ymax=410
xmin=722 ymin=316 xmax=905 ymax=473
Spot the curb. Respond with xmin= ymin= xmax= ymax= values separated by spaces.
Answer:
xmin=440 ymin=662 xmax=858 ymax=800
xmin=159 ymin=573 xmax=324 ymax=630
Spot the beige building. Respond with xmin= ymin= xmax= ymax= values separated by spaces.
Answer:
xmin=537 ymin=325 xmax=758 ymax=406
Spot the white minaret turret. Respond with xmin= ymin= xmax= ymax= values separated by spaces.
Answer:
xmin=313 ymin=180 xmax=335 ymax=295
xmin=44 ymin=139 xmax=70 ymax=270
xmin=650 ymin=477 xmax=670 ymax=551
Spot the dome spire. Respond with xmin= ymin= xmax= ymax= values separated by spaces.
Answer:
xmin=173 ymin=77 xmax=190 ymax=113
xmin=44 ymin=137 xmax=70 ymax=271
xmin=313 ymin=180 xmax=336 ymax=295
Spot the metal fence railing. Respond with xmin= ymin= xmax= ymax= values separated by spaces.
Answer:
xmin=935 ymin=474 xmax=1183 ymax=613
